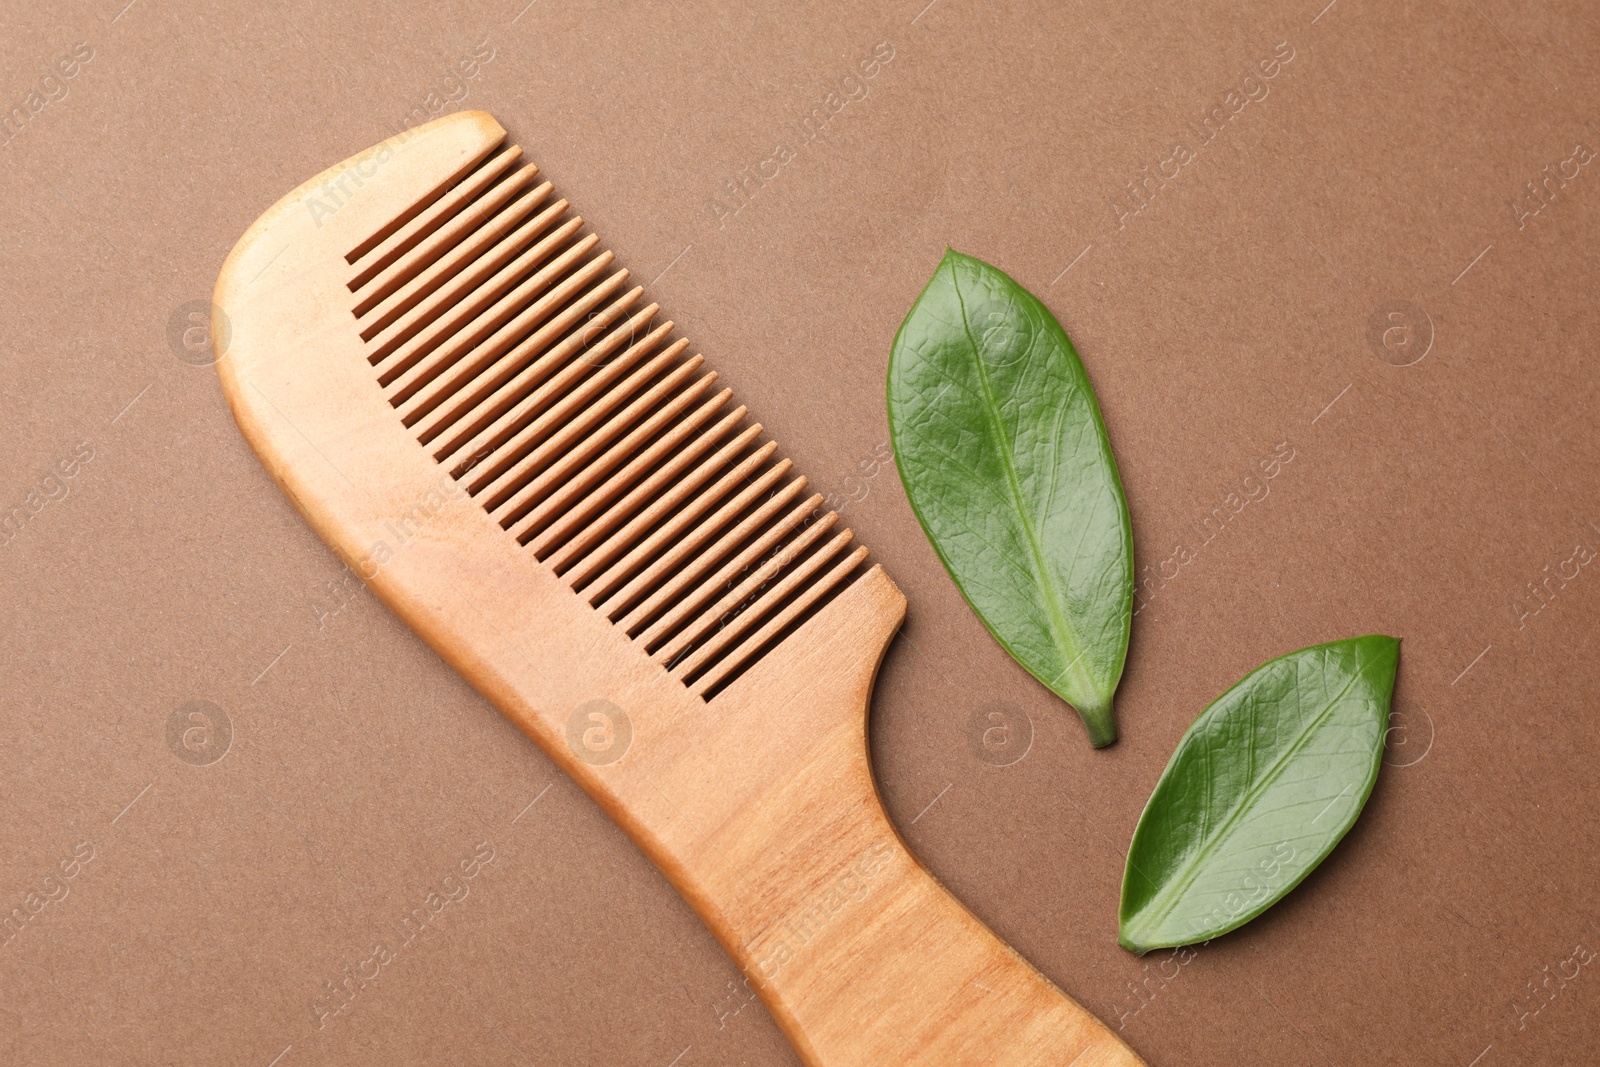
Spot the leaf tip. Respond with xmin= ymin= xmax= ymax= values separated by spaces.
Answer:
xmin=1364 ymin=633 xmax=1402 ymax=677
xmin=937 ymin=246 xmax=966 ymax=272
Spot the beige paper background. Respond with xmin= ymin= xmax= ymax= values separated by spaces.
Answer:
xmin=2 ymin=1 xmax=1597 ymax=1064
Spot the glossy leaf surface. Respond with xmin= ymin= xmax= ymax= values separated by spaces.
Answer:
xmin=1119 ymin=636 xmax=1400 ymax=954
xmin=887 ymin=250 xmax=1133 ymax=745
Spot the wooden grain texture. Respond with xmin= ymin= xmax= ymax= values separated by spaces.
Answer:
xmin=213 ymin=110 xmax=1149 ymax=1067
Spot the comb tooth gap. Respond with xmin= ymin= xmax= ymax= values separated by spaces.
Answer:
xmin=374 ymin=220 xmax=588 ymax=385
xmin=368 ymin=206 xmax=576 ymax=369
xmin=691 ymin=545 xmax=871 ymax=698
xmin=553 ymin=429 xmax=769 ymax=584
xmin=619 ymin=480 xmax=811 ymax=640
xmin=429 ymin=290 xmax=649 ymax=463
xmin=345 ymin=136 xmax=508 ymax=265
xmin=499 ymin=380 xmax=726 ymax=543
xmin=404 ymin=268 xmax=634 ymax=439
xmin=349 ymin=151 xmax=530 ymax=293
xmin=387 ymin=234 xmax=603 ymax=403
xmin=464 ymin=327 xmax=683 ymax=500
xmin=564 ymin=437 xmax=777 ymax=596
xmin=673 ymin=528 xmax=858 ymax=682
xmin=530 ymin=409 xmax=750 ymax=561
xmin=473 ymin=336 xmax=690 ymax=513
xmin=358 ymin=183 xmax=559 ymax=335
xmin=352 ymin=161 xmax=536 ymax=308
xmin=434 ymin=315 xmax=669 ymax=456
xmin=387 ymin=236 xmax=604 ymax=404
xmin=590 ymin=459 xmax=793 ymax=617
xmin=444 ymin=313 xmax=675 ymax=492
xmin=637 ymin=493 xmax=824 ymax=651
xmin=660 ymin=517 xmax=846 ymax=670
xmin=579 ymin=450 xmax=788 ymax=607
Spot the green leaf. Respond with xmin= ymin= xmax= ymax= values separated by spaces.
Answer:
xmin=887 ymin=249 xmax=1133 ymax=746
xmin=1118 ymin=635 xmax=1400 ymax=955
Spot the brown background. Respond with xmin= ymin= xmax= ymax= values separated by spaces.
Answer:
xmin=3 ymin=0 xmax=1598 ymax=1064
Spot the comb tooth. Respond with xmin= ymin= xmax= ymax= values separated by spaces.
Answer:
xmin=358 ymin=185 xmax=559 ymax=338
xmin=660 ymin=516 xmax=845 ymax=668
xmin=404 ymin=268 xmax=634 ymax=441
xmin=515 ymin=395 xmax=739 ymax=550
xmin=346 ymin=140 xmax=509 ymax=266
xmin=504 ymin=382 xmax=727 ymax=544
xmin=439 ymin=296 xmax=655 ymax=472
xmin=590 ymin=459 xmax=793 ymax=615
xmin=620 ymin=480 xmax=811 ymax=639
xmin=534 ymin=410 xmax=752 ymax=563
xmin=477 ymin=348 xmax=699 ymax=520
xmin=447 ymin=318 xmax=669 ymax=453
xmin=387 ymin=236 xmax=607 ymax=405
xmin=347 ymin=141 xmax=520 ymax=266
xmin=352 ymin=164 xmax=542 ymax=317
xmin=351 ymin=132 xmax=876 ymax=702
xmin=580 ymin=450 xmax=789 ymax=606
xmin=474 ymin=334 xmax=689 ymax=511
xmin=555 ymin=429 xmax=771 ymax=584
xmin=349 ymin=150 xmax=529 ymax=293
xmin=376 ymin=220 xmax=588 ymax=384
xmin=638 ymin=493 xmax=825 ymax=650
xmin=688 ymin=544 xmax=870 ymax=696
xmin=421 ymin=292 xmax=651 ymax=456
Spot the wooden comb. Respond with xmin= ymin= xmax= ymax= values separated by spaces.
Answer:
xmin=214 ymin=110 xmax=1148 ymax=1067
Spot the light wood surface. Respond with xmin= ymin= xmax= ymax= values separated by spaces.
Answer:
xmin=213 ymin=110 xmax=1149 ymax=1067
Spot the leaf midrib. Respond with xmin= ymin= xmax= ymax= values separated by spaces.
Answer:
xmin=952 ymin=278 xmax=1098 ymax=705
xmin=1128 ymin=656 xmax=1370 ymax=938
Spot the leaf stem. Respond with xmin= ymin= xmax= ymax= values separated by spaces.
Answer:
xmin=1078 ymin=699 xmax=1118 ymax=748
